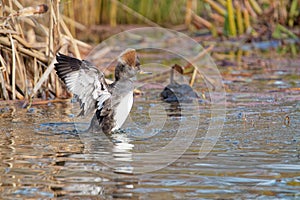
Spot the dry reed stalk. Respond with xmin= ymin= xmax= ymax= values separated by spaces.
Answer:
xmin=53 ymin=10 xmax=64 ymax=98
xmin=60 ymin=19 xmax=81 ymax=59
xmin=110 ymin=0 xmax=117 ymax=27
xmin=190 ymin=10 xmax=217 ymax=36
xmin=0 ymin=55 xmax=9 ymax=100
xmin=192 ymin=13 xmax=213 ymax=29
xmin=189 ymin=68 xmax=197 ymax=87
xmin=55 ymin=71 xmax=60 ymax=97
xmin=13 ymin=35 xmax=33 ymax=48
xmin=0 ymin=30 xmax=18 ymax=35
xmin=52 ymin=0 xmax=61 ymax=54
xmin=186 ymin=44 xmax=214 ymax=68
xmin=5 ymin=82 xmax=24 ymax=99
xmin=210 ymin=13 xmax=225 ymax=24
xmin=0 ymin=36 xmax=49 ymax=62
xmin=1 ymin=52 xmax=10 ymax=85
xmin=189 ymin=45 xmax=215 ymax=88
xmin=185 ymin=0 xmax=192 ymax=26
xmin=0 ymin=72 xmax=8 ymax=100
xmin=14 ymin=47 xmax=25 ymax=94
xmin=33 ymin=57 xmax=38 ymax=87
xmin=21 ymin=59 xmax=28 ymax=99
xmin=48 ymin=0 xmax=61 ymax=58
xmin=9 ymin=33 xmax=16 ymax=100
xmin=244 ymin=0 xmax=257 ymax=18
xmin=30 ymin=57 xmax=56 ymax=100
xmin=243 ymin=8 xmax=251 ymax=32
xmin=217 ymin=0 xmax=226 ymax=7
xmin=204 ymin=0 xmax=226 ymax=16
xmin=248 ymin=0 xmax=262 ymax=15
xmin=235 ymin=1 xmax=244 ymax=35
xmin=48 ymin=1 xmax=54 ymax=59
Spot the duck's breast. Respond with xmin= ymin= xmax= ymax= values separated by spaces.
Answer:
xmin=111 ymin=91 xmax=133 ymax=131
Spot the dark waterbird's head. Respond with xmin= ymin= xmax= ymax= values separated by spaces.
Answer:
xmin=115 ymin=48 xmax=142 ymax=81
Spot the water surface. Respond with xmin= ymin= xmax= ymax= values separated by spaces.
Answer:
xmin=0 ymin=53 xmax=299 ymax=199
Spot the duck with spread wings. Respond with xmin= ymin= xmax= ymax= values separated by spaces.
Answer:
xmin=54 ymin=48 xmax=141 ymax=134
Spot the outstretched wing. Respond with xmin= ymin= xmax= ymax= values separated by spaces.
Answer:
xmin=54 ymin=53 xmax=111 ymax=116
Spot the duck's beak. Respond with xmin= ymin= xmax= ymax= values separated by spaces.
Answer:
xmin=136 ymin=64 xmax=152 ymax=75
xmin=139 ymin=70 xmax=152 ymax=75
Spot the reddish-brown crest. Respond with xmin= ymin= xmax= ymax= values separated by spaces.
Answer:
xmin=120 ymin=49 xmax=136 ymax=67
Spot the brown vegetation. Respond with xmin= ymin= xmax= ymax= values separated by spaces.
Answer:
xmin=0 ymin=0 xmax=90 ymax=102
xmin=0 ymin=0 xmax=299 ymax=102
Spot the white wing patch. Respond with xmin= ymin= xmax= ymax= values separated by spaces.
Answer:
xmin=64 ymin=68 xmax=111 ymax=116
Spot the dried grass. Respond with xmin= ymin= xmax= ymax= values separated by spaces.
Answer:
xmin=0 ymin=0 xmax=91 ymax=101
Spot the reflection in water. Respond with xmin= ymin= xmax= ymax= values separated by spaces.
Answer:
xmin=166 ymin=102 xmax=184 ymax=118
xmin=111 ymin=134 xmax=134 ymax=162
xmin=44 ymin=126 xmax=137 ymax=197
xmin=80 ymin=130 xmax=135 ymax=174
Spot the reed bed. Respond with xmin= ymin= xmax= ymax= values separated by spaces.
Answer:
xmin=0 ymin=0 xmax=299 ymax=101
xmin=0 ymin=0 xmax=90 ymax=101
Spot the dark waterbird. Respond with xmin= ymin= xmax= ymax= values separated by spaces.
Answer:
xmin=161 ymin=64 xmax=198 ymax=103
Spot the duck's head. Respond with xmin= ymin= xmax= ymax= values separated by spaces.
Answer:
xmin=115 ymin=48 xmax=141 ymax=81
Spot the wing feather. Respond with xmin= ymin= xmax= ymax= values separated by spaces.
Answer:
xmin=54 ymin=53 xmax=111 ymax=116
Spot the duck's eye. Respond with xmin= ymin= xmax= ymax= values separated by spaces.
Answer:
xmin=135 ymin=60 xmax=141 ymax=70
xmin=135 ymin=56 xmax=141 ymax=67
xmin=135 ymin=61 xmax=140 ymax=67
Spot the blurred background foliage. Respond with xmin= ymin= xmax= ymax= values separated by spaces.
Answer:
xmin=58 ymin=0 xmax=300 ymax=41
